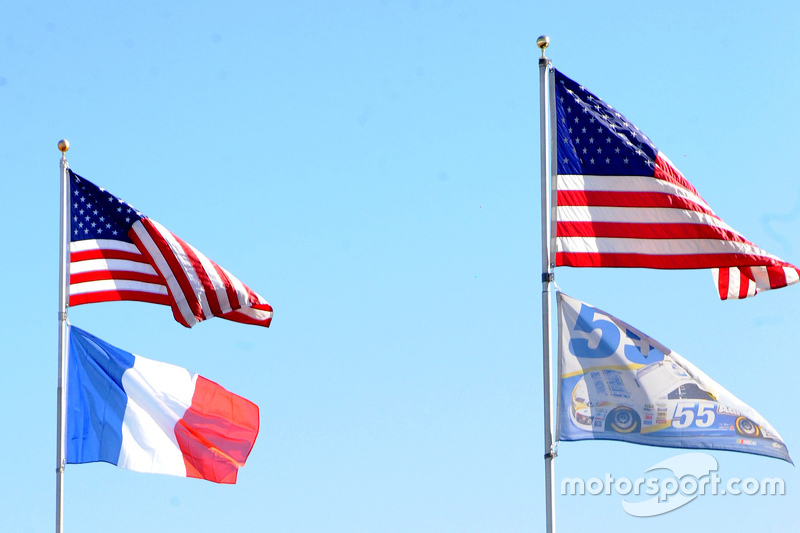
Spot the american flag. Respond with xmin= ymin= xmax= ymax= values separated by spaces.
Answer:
xmin=553 ymin=68 xmax=800 ymax=299
xmin=68 ymin=170 xmax=273 ymax=327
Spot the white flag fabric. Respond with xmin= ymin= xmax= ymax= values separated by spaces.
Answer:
xmin=557 ymin=292 xmax=791 ymax=463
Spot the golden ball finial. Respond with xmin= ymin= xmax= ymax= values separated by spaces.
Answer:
xmin=536 ymin=35 xmax=550 ymax=58
xmin=58 ymin=139 xmax=70 ymax=153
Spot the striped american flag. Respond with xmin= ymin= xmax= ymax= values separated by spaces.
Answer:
xmin=68 ymin=169 xmax=273 ymax=327
xmin=553 ymin=68 xmax=800 ymax=299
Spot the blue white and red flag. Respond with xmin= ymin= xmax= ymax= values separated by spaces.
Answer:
xmin=553 ymin=69 xmax=800 ymax=299
xmin=68 ymin=170 xmax=272 ymax=327
xmin=67 ymin=326 xmax=260 ymax=483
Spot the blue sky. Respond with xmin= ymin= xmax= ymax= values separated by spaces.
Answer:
xmin=3 ymin=1 xmax=799 ymax=531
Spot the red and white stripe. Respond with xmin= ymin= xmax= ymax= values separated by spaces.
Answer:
xmin=69 ymin=239 xmax=169 ymax=306
xmin=556 ymin=152 xmax=800 ymax=299
xmin=70 ymin=218 xmax=273 ymax=327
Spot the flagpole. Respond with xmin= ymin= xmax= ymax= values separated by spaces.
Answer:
xmin=536 ymin=35 xmax=556 ymax=533
xmin=56 ymin=139 xmax=71 ymax=533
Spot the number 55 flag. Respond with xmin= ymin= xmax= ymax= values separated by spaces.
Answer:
xmin=557 ymin=292 xmax=791 ymax=463
xmin=67 ymin=326 xmax=260 ymax=483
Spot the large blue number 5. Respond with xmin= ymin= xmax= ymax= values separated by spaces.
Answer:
xmin=569 ymin=304 xmax=620 ymax=359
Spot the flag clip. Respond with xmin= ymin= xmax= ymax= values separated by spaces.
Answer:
xmin=542 ymin=273 xmax=554 ymax=283
xmin=545 ymin=442 xmax=558 ymax=460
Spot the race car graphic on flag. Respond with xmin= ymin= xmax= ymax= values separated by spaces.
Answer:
xmin=556 ymin=292 xmax=791 ymax=463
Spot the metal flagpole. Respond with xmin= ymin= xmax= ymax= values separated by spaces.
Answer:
xmin=536 ymin=36 xmax=556 ymax=533
xmin=56 ymin=139 xmax=71 ymax=533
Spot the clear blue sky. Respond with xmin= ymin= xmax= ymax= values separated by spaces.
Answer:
xmin=3 ymin=1 xmax=799 ymax=531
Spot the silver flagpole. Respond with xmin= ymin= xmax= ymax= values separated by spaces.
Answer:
xmin=56 ymin=139 xmax=71 ymax=533
xmin=536 ymin=36 xmax=556 ymax=533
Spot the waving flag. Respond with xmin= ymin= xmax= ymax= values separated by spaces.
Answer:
xmin=67 ymin=326 xmax=260 ymax=483
xmin=68 ymin=170 xmax=272 ymax=327
xmin=553 ymin=69 xmax=800 ymax=299
xmin=557 ymin=292 xmax=791 ymax=463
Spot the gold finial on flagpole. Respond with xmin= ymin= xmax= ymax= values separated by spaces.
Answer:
xmin=57 ymin=139 xmax=70 ymax=160
xmin=536 ymin=35 xmax=550 ymax=58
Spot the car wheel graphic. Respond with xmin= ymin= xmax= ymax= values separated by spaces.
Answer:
xmin=735 ymin=416 xmax=760 ymax=438
xmin=606 ymin=407 xmax=640 ymax=434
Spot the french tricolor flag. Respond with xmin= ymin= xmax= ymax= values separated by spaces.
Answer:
xmin=66 ymin=326 xmax=259 ymax=484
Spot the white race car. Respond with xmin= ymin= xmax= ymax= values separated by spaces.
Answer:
xmin=569 ymin=358 xmax=772 ymax=440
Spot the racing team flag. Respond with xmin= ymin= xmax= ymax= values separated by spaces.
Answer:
xmin=68 ymin=169 xmax=273 ymax=328
xmin=553 ymin=69 xmax=800 ymax=299
xmin=557 ymin=292 xmax=791 ymax=463
xmin=67 ymin=326 xmax=260 ymax=483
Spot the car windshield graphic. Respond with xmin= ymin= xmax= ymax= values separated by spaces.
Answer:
xmin=667 ymin=383 xmax=716 ymax=401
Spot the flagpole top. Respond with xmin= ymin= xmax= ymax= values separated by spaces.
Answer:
xmin=536 ymin=35 xmax=550 ymax=58
xmin=57 ymin=139 xmax=70 ymax=159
